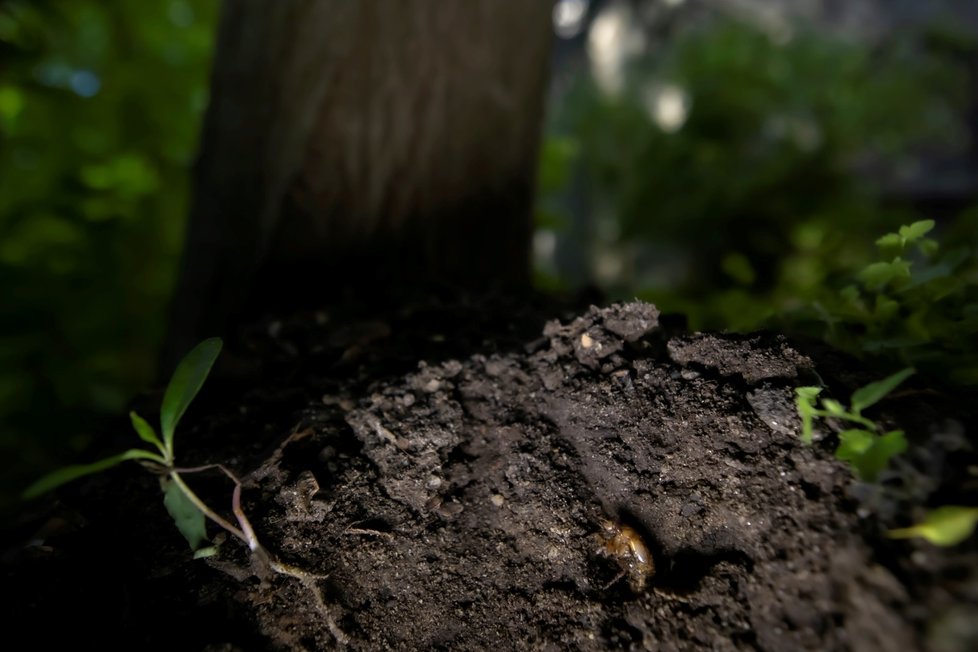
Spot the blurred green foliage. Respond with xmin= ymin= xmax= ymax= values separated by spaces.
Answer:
xmin=0 ymin=0 xmax=217 ymax=507
xmin=805 ymin=219 xmax=978 ymax=385
xmin=540 ymin=17 xmax=973 ymax=334
xmin=3 ymin=6 xmax=977 ymax=511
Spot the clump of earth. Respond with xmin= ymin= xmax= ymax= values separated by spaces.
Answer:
xmin=6 ymin=301 xmax=976 ymax=651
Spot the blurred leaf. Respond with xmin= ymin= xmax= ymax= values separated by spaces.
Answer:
xmin=875 ymin=233 xmax=904 ymax=250
xmin=858 ymin=259 xmax=912 ymax=290
xmin=820 ymin=398 xmax=848 ymax=417
xmin=836 ymin=428 xmax=874 ymax=457
xmin=795 ymin=386 xmax=821 ymax=444
xmin=888 ymin=506 xmax=978 ymax=546
xmin=837 ymin=429 xmax=906 ymax=481
xmin=899 ymin=220 xmax=935 ymax=243
xmin=850 ymin=368 xmax=914 ymax=414
xmin=918 ymin=238 xmax=939 ymax=257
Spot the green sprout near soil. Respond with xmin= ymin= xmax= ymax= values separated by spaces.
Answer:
xmin=888 ymin=506 xmax=978 ymax=547
xmin=24 ymin=338 xmax=254 ymax=554
xmin=796 ymin=367 xmax=914 ymax=482
xmin=797 ymin=368 xmax=978 ymax=546
xmin=24 ymin=337 xmax=349 ymax=641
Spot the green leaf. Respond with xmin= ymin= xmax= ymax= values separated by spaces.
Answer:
xmin=819 ymin=398 xmax=848 ymax=417
xmin=161 ymin=337 xmax=222 ymax=455
xmin=898 ymin=219 xmax=935 ymax=243
xmin=850 ymin=368 xmax=914 ymax=414
xmin=875 ymin=233 xmax=903 ymax=250
xmin=858 ymin=258 xmax=912 ymax=290
xmin=918 ymin=238 xmax=939 ymax=257
xmin=835 ymin=429 xmax=875 ymax=459
xmin=23 ymin=448 xmax=166 ymax=499
xmin=796 ymin=387 xmax=822 ymax=402
xmin=795 ymin=386 xmax=822 ymax=444
xmin=888 ymin=506 xmax=978 ymax=546
xmin=835 ymin=430 xmax=906 ymax=481
xmin=163 ymin=478 xmax=207 ymax=550
xmin=130 ymin=410 xmax=166 ymax=456
xmin=873 ymin=295 xmax=899 ymax=322
xmin=840 ymin=430 xmax=906 ymax=482
xmin=839 ymin=285 xmax=860 ymax=303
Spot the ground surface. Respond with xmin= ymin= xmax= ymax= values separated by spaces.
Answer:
xmin=5 ymin=300 xmax=977 ymax=651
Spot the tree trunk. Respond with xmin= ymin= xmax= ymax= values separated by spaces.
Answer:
xmin=165 ymin=0 xmax=553 ymax=368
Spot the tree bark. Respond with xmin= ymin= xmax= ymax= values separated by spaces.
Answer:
xmin=165 ymin=0 xmax=553 ymax=368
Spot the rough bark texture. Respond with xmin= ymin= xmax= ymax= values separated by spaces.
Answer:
xmin=165 ymin=0 xmax=553 ymax=370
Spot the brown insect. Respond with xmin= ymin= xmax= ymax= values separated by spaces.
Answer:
xmin=597 ymin=519 xmax=655 ymax=592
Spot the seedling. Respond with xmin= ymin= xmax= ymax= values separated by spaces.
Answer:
xmin=24 ymin=337 xmax=349 ymax=641
xmin=796 ymin=367 xmax=914 ymax=481
xmin=24 ymin=338 xmax=246 ymax=553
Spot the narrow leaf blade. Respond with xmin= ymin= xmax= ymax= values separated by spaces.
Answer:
xmin=23 ymin=448 xmax=165 ymax=499
xmin=850 ymin=368 xmax=914 ymax=414
xmin=161 ymin=337 xmax=222 ymax=453
xmin=163 ymin=479 xmax=208 ymax=550
xmin=130 ymin=411 xmax=165 ymax=455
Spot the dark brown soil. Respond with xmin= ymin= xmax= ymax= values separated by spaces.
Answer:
xmin=5 ymin=301 xmax=977 ymax=651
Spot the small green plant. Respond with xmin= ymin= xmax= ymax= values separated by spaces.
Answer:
xmin=814 ymin=219 xmax=978 ymax=386
xmin=796 ymin=367 xmax=914 ymax=481
xmin=24 ymin=336 xmax=349 ymax=641
xmin=25 ymin=337 xmax=252 ymax=555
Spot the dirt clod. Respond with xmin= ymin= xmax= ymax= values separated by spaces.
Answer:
xmin=7 ymin=300 xmax=977 ymax=651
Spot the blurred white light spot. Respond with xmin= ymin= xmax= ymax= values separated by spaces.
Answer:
xmin=594 ymin=249 xmax=624 ymax=284
xmin=587 ymin=2 xmax=645 ymax=95
xmin=662 ymin=0 xmax=686 ymax=6
xmin=644 ymin=84 xmax=689 ymax=133
xmin=70 ymin=70 xmax=101 ymax=98
xmin=553 ymin=0 xmax=588 ymax=39
xmin=533 ymin=229 xmax=557 ymax=264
